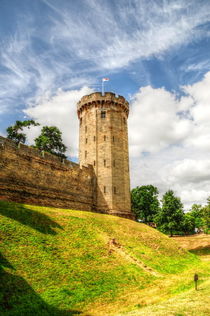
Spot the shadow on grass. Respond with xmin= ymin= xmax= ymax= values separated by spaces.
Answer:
xmin=0 ymin=252 xmax=83 ymax=315
xmin=189 ymin=247 xmax=210 ymax=256
xmin=0 ymin=201 xmax=63 ymax=235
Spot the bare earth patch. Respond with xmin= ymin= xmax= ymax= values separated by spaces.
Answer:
xmin=172 ymin=234 xmax=210 ymax=250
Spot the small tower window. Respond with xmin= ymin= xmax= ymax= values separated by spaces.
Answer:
xmin=104 ymin=159 xmax=106 ymax=167
xmin=104 ymin=186 xmax=106 ymax=193
xmin=85 ymin=126 xmax=87 ymax=133
xmin=113 ymin=136 xmax=115 ymax=142
xmin=85 ymin=150 xmax=87 ymax=159
xmin=85 ymin=138 xmax=88 ymax=144
xmin=94 ymin=160 xmax=96 ymax=166
xmin=93 ymin=136 xmax=96 ymax=142
xmin=80 ymin=118 xmax=82 ymax=125
xmin=123 ymin=117 xmax=126 ymax=124
xmin=104 ymin=135 xmax=106 ymax=141
xmin=114 ymin=186 xmax=117 ymax=194
xmin=101 ymin=111 xmax=106 ymax=118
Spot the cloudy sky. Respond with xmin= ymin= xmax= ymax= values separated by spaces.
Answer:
xmin=0 ymin=0 xmax=210 ymax=209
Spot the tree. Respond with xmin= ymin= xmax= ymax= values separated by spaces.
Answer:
xmin=131 ymin=185 xmax=160 ymax=222
xmin=187 ymin=204 xmax=204 ymax=232
xmin=34 ymin=126 xmax=67 ymax=159
xmin=201 ymin=197 xmax=210 ymax=233
xmin=6 ymin=120 xmax=39 ymax=144
xmin=155 ymin=190 xmax=184 ymax=236
xmin=181 ymin=213 xmax=195 ymax=235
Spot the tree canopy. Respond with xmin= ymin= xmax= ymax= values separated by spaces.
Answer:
xmin=6 ymin=120 xmax=39 ymax=144
xmin=34 ymin=126 xmax=67 ymax=159
xmin=131 ymin=185 xmax=160 ymax=222
xmin=155 ymin=190 xmax=184 ymax=236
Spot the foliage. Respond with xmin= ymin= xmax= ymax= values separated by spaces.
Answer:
xmin=201 ymin=197 xmax=210 ymax=233
xmin=34 ymin=126 xmax=67 ymax=159
xmin=181 ymin=212 xmax=195 ymax=235
xmin=131 ymin=185 xmax=160 ymax=222
xmin=6 ymin=120 xmax=39 ymax=144
xmin=155 ymin=190 xmax=184 ymax=236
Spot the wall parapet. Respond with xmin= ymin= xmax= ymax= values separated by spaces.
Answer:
xmin=77 ymin=92 xmax=129 ymax=118
xmin=0 ymin=136 xmax=95 ymax=211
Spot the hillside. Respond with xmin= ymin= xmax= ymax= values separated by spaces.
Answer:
xmin=0 ymin=200 xmax=207 ymax=315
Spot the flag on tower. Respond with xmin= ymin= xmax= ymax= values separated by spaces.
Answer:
xmin=102 ymin=78 xmax=109 ymax=81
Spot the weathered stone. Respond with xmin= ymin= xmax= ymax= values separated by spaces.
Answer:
xmin=0 ymin=92 xmax=134 ymax=220
xmin=0 ymin=136 xmax=94 ymax=211
xmin=77 ymin=92 xmax=133 ymax=219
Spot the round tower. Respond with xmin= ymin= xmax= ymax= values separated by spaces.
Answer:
xmin=77 ymin=92 xmax=133 ymax=219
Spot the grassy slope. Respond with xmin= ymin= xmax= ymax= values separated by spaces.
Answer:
xmin=0 ymin=201 xmax=208 ymax=315
xmin=119 ymin=279 xmax=210 ymax=316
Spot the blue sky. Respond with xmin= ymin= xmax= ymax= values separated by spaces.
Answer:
xmin=1 ymin=0 xmax=210 ymax=208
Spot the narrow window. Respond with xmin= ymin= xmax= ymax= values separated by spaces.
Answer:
xmin=85 ymin=150 xmax=87 ymax=159
xmin=85 ymin=138 xmax=88 ymax=144
xmin=101 ymin=111 xmax=106 ymax=118
xmin=113 ymin=136 xmax=115 ymax=142
xmin=123 ymin=117 xmax=126 ymax=124
xmin=114 ymin=186 xmax=117 ymax=194
xmin=80 ymin=118 xmax=82 ymax=125
xmin=85 ymin=126 xmax=87 ymax=133
xmin=104 ymin=186 xmax=106 ymax=193
xmin=93 ymin=136 xmax=96 ymax=142
xmin=104 ymin=135 xmax=106 ymax=141
xmin=104 ymin=159 xmax=106 ymax=167
xmin=94 ymin=160 xmax=96 ymax=166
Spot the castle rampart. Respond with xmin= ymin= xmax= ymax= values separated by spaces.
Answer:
xmin=0 ymin=92 xmax=134 ymax=220
xmin=0 ymin=136 xmax=95 ymax=211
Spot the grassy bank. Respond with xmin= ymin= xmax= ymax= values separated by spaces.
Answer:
xmin=0 ymin=200 xmax=207 ymax=315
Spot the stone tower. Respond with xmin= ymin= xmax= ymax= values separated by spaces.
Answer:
xmin=77 ymin=92 xmax=133 ymax=219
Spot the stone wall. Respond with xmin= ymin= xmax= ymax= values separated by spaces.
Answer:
xmin=0 ymin=136 xmax=95 ymax=211
xmin=77 ymin=92 xmax=132 ymax=219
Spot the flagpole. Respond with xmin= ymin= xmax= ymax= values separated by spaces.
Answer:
xmin=102 ymin=80 xmax=104 ymax=96
xmin=101 ymin=78 xmax=109 ymax=96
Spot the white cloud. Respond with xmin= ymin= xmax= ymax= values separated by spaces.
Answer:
xmin=24 ymin=86 xmax=93 ymax=157
xmin=46 ymin=0 xmax=210 ymax=70
xmin=1 ymin=0 xmax=210 ymax=115
xmin=128 ymin=86 xmax=192 ymax=156
xmin=129 ymin=71 xmax=210 ymax=208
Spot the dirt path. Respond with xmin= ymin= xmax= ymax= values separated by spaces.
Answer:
xmin=108 ymin=238 xmax=160 ymax=276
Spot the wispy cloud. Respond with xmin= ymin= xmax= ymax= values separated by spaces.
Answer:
xmin=1 ymin=0 xmax=210 ymax=115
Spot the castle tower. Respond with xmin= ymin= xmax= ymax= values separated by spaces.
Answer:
xmin=77 ymin=92 xmax=133 ymax=219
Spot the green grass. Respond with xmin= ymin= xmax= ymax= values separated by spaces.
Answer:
xmin=121 ymin=279 xmax=210 ymax=316
xmin=0 ymin=200 xmax=208 ymax=315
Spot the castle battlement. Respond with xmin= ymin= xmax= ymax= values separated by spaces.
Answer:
xmin=77 ymin=92 xmax=129 ymax=118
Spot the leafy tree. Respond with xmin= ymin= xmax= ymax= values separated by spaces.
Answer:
xmin=6 ymin=120 xmax=39 ymax=144
xmin=131 ymin=185 xmax=160 ymax=222
xmin=181 ymin=213 xmax=195 ymax=235
xmin=202 ymin=197 xmax=210 ymax=233
xmin=188 ymin=204 xmax=205 ymax=232
xmin=34 ymin=126 xmax=67 ymax=159
xmin=155 ymin=190 xmax=184 ymax=236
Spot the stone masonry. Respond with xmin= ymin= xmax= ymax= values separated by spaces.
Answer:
xmin=0 ymin=136 xmax=94 ymax=211
xmin=77 ymin=92 xmax=133 ymax=219
xmin=0 ymin=92 xmax=134 ymax=219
